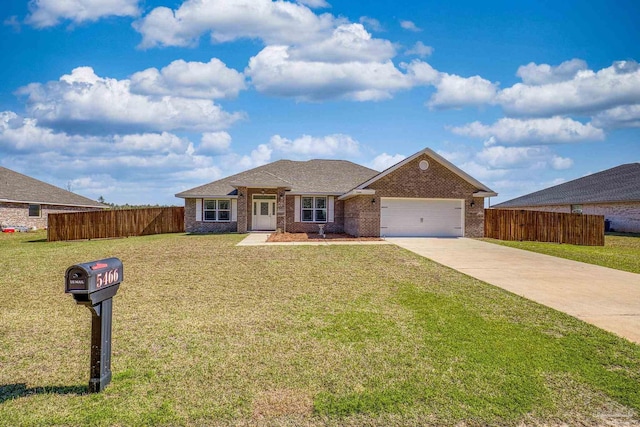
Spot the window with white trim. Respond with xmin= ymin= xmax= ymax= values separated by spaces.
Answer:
xmin=28 ymin=204 xmax=41 ymax=217
xmin=204 ymin=199 xmax=231 ymax=221
xmin=301 ymin=196 xmax=327 ymax=222
xmin=571 ymin=204 xmax=583 ymax=214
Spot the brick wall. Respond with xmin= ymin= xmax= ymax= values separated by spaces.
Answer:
xmin=344 ymin=195 xmax=380 ymax=237
xmin=284 ymin=196 xmax=345 ymax=233
xmin=365 ymin=153 xmax=485 ymax=237
xmin=0 ymin=202 xmax=102 ymax=229
xmin=184 ymin=198 xmax=237 ymax=233
xmin=504 ymin=202 xmax=640 ymax=233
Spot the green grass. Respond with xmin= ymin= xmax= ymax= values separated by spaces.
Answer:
xmin=481 ymin=234 xmax=640 ymax=274
xmin=1 ymin=231 xmax=639 ymax=426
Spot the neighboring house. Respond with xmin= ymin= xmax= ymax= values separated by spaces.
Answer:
xmin=176 ymin=147 xmax=497 ymax=237
xmin=494 ymin=163 xmax=640 ymax=233
xmin=0 ymin=166 xmax=107 ymax=229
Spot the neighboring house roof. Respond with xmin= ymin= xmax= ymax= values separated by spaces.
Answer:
xmin=175 ymin=159 xmax=379 ymax=198
xmin=0 ymin=166 xmax=106 ymax=208
xmin=495 ymin=163 xmax=640 ymax=207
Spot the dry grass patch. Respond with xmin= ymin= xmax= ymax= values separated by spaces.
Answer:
xmin=252 ymin=389 xmax=314 ymax=419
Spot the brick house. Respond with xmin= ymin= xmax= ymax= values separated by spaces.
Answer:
xmin=176 ymin=147 xmax=497 ymax=237
xmin=0 ymin=166 xmax=107 ymax=230
xmin=494 ymin=163 xmax=640 ymax=233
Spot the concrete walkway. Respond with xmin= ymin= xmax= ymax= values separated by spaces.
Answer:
xmin=387 ymin=237 xmax=640 ymax=344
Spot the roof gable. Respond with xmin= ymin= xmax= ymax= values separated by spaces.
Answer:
xmin=0 ymin=167 xmax=106 ymax=208
xmin=355 ymin=147 xmax=497 ymax=195
xmin=496 ymin=163 xmax=640 ymax=207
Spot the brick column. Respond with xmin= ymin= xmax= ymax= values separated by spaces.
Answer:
xmin=276 ymin=187 xmax=286 ymax=232
xmin=237 ymin=187 xmax=248 ymax=233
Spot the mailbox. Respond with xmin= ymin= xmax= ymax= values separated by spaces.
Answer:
xmin=66 ymin=258 xmax=123 ymax=305
xmin=65 ymin=258 xmax=123 ymax=393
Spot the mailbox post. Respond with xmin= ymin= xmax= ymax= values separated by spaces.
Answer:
xmin=65 ymin=258 xmax=123 ymax=393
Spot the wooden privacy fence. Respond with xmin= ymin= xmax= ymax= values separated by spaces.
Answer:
xmin=48 ymin=207 xmax=185 ymax=242
xmin=484 ymin=208 xmax=604 ymax=246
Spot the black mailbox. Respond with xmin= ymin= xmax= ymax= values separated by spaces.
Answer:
xmin=65 ymin=258 xmax=123 ymax=393
xmin=66 ymin=258 xmax=123 ymax=305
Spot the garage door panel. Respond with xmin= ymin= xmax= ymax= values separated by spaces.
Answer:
xmin=380 ymin=198 xmax=463 ymax=237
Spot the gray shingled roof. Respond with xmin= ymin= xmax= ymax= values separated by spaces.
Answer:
xmin=495 ymin=163 xmax=640 ymax=207
xmin=0 ymin=166 xmax=106 ymax=208
xmin=176 ymin=159 xmax=379 ymax=197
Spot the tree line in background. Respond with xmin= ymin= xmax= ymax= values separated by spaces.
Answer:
xmin=97 ymin=196 xmax=179 ymax=210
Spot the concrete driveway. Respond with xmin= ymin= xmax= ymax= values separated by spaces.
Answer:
xmin=387 ymin=237 xmax=640 ymax=344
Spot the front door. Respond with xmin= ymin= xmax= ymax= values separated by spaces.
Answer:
xmin=253 ymin=196 xmax=277 ymax=230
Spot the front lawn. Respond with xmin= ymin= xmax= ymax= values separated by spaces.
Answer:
xmin=481 ymin=234 xmax=640 ymax=274
xmin=1 ymin=231 xmax=639 ymax=426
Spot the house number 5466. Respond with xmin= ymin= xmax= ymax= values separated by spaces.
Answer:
xmin=96 ymin=269 xmax=119 ymax=289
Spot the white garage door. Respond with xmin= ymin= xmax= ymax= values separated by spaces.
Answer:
xmin=380 ymin=198 xmax=464 ymax=237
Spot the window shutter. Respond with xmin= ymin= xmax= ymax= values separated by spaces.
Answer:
xmin=195 ymin=199 xmax=202 ymax=221
xmin=328 ymin=196 xmax=334 ymax=223
xmin=294 ymin=196 xmax=300 ymax=222
xmin=231 ymin=199 xmax=237 ymax=221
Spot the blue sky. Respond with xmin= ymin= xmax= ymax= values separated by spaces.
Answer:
xmin=1 ymin=0 xmax=639 ymax=205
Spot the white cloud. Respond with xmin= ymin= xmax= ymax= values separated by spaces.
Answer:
xmin=296 ymin=0 xmax=330 ymax=8
xmin=516 ymin=59 xmax=588 ymax=85
xmin=0 ymin=112 xmax=195 ymax=158
xmin=26 ymin=0 xmax=140 ymax=28
xmin=270 ymin=133 xmax=360 ymax=157
xmin=428 ymin=73 xmax=498 ymax=109
xmin=498 ymin=60 xmax=640 ymax=117
xmin=0 ymin=113 xmax=235 ymax=204
xmin=198 ymin=132 xmax=232 ymax=154
xmin=592 ymin=104 xmax=640 ymax=128
xmin=476 ymin=145 xmax=573 ymax=170
xmin=0 ymin=111 xmax=73 ymax=151
xmin=4 ymin=16 xmax=21 ymax=32
xmin=550 ymin=155 xmax=573 ymax=170
xmin=17 ymin=67 xmax=244 ymax=134
xmin=113 ymin=132 xmax=189 ymax=153
xmin=130 ymin=58 xmax=246 ymax=99
xmin=288 ymin=23 xmax=396 ymax=63
xmin=246 ymin=45 xmax=414 ymax=101
xmin=451 ymin=117 xmax=605 ymax=145
xmin=359 ymin=16 xmax=383 ymax=32
xmin=369 ymin=153 xmax=405 ymax=171
xmin=405 ymin=41 xmax=433 ymax=58
xmin=236 ymin=144 xmax=273 ymax=169
xmin=400 ymin=20 xmax=421 ymax=32
xmin=133 ymin=0 xmax=338 ymax=48
xmin=451 ymin=160 xmax=511 ymax=181
xmin=476 ymin=146 xmax=548 ymax=168
xmin=403 ymin=60 xmax=440 ymax=85
xmin=438 ymin=145 xmax=574 ymax=201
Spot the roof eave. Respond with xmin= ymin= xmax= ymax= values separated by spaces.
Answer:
xmin=0 ymin=198 xmax=107 ymax=209
xmin=230 ymin=184 xmax=293 ymax=190
xmin=473 ymin=191 xmax=498 ymax=198
xmin=174 ymin=194 xmax=239 ymax=199
xmin=288 ymin=191 xmax=345 ymax=196
xmin=495 ymin=198 xmax=640 ymax=208
xmin=337 ymin=189 xmax=376 ymax=201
